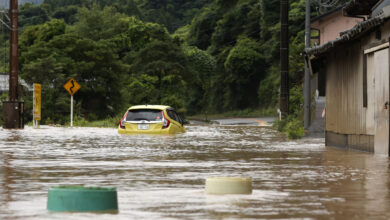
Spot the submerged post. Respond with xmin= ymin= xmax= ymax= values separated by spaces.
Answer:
xmin=70 ymin=95 xmax=73 ymax=127
xmin=3 ymin=0 xmax=24 ymax=129
xmin=280 ymin=0 xmax=289 ymax=117
xmin=304 ymin=0 xmax=311 ymax=129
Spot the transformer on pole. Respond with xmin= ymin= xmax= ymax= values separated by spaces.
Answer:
xmin=2 ymin=0 xmax=24 ymax=129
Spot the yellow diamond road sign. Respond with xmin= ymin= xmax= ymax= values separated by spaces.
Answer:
xmin=64 ymin=78 xmax=81 ymax=96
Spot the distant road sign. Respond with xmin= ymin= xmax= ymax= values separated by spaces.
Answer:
xmin=33 ymin=83 xmax=41 ymax=120
xmin=64 ymin=78 xmax=81 ymax=96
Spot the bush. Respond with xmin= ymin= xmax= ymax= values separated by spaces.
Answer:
xmin=286 ymin=118 xmax=304 ymax=139
xmin=273 ymin=118 xmax=288 ymax=132
xmin=273 ymin=116 xmax=304 ymax=139
xmin=73 ymin=116 xmax=88 ymax=127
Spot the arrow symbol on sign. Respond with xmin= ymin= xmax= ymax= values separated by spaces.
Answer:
xmin=70 ymin=80 xmax=75 ymax=94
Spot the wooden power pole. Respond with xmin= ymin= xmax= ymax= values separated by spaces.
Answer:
xmin=9 ymin=0 xmax=18 ymax=101
xmin=304 ymin=0 xmax=311 ymax=129
xmin=280 ymin=0 xmax=289 ymax=117
xmin=2 ymin=0 xmax=24 ymax=129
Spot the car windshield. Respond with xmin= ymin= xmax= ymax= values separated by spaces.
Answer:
xmin=126 ymin=109 xmax=163 ymax=121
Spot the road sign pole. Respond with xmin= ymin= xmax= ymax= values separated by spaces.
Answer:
xmin=33 ymin=119 xmax=39 ymax=128
xmin=71 ymin=95 xmax=73 ymax=127
xmin=64 ymin=78 xmax=80 ymax=127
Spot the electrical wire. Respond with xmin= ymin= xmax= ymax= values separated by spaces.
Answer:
xmin=312 ymin=0 xmax=343 ymax=14
xmin=313 ymin=0 xmax=341 ymax=8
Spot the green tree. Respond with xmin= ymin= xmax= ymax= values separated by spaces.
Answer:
xmin=52 ymin=5 xmax=79 ymax=24
xmin=19 ymin=3 xmax=50 ymax=27
xmin=187 ymin=6 xmax=220 ymax=50
xmin=183 ymin=46 xmax=216 ymax=114
xmin=223 ymin=36 xmax=266 ymax=109
xmin=71 ymin=4 xmax=127 ymax=41
xmin=123 ymin=39 xmax=190 ymax=111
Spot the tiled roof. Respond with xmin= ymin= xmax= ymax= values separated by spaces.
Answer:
xmin=306 ymin=15 xmax=386 ymax=56
xmin=343 ymin=0 xmax=379 ymax=16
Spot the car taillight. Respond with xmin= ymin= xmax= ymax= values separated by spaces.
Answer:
xmin=162 ymin=111 xmax=170 ymax=129
xmin=119 ymin=111 xmax=128 ymax=129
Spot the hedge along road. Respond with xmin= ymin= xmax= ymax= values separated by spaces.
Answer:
xmin=0 ymin=124 xmax=389 ymax=219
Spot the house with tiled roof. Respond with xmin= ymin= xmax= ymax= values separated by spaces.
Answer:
xmin=306 ymin=0 xmax=390 ymax=155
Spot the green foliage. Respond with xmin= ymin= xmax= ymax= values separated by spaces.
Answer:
xmin=187 ymin=6 xmax=220 ymax=50
xmin=286 ymin=118 xmax=305 ymax=139
xmin=223 ymin=36 xmax=266 ymax=109
xmin=137 ymin=0 xmax=210 ymax=32
xmin=289 ymin=85 xmax=304 ymax=117
xmin=272 ymin=85 xmax=305 ymax=139
xmin=183 ymin=46 xmax=216 ymax=114
xmin=273 ymin=117 xmax=288 ymax=132
xmin=273 ymin=116 xmax=304 ymax=139
xmin=20 ymin=19 xmax=66 ymax=46
xmin=71 ymin=4 xmax=127 ymax=41
xmin=51 ymin=6 xmax=79 ymax=24
xmin=11 ymin=0 xmax=322 ymax=125
xmin=121 ymin=74 xmax=159 ymax=106
xmin=19 ymin=3 xmax=50 ymax=27
xmin=258 ymin=64 xmax=280 ymax=108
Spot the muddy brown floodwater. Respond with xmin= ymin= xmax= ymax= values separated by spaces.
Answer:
xmin=0 ymin=125 xmax=390 ymax=219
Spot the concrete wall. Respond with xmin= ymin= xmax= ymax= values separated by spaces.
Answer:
xmin=312 ymin=10 xmax=362 ymax=45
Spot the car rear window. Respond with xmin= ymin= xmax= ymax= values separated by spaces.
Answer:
xmin=126 ymin=109 xmax=163 ymax=121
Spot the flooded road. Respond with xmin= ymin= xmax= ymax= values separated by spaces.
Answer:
xmin=0 ymin=125 xmax=390 ymax=219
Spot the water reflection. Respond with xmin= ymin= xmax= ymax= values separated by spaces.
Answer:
xmin=0 ymin=125 xmax=389 ymax=219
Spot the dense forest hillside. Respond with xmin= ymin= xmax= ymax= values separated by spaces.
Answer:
xmin=0 ymin=0 xmax=347 ymax=124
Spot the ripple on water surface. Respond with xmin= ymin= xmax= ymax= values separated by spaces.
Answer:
xmin=0 ymin=125 xmax=389 ymax=219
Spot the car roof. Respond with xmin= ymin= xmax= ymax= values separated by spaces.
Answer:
xmin=127 ymin=105 xmax=171 ymax=111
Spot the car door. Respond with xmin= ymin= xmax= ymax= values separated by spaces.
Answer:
xmin=167 ymin=109 xmax=183 ymax=132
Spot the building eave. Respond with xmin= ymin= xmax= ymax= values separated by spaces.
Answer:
xmin=311 ymin=6 xmax=343 ymax=24
xmin=343 ymin=0 xmax=379 ymax=16
xmin=305 ymin=13 xmax=387 ymax=57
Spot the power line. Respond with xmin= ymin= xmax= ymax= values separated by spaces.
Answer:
xmin=312 ymin=0 xmax=342 ymax=14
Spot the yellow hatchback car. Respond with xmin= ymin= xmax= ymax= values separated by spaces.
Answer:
xmin=118 ymin=105 xmax=186 ymax=134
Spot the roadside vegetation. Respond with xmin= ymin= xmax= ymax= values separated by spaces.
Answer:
xmin=0 ymin=0 xmax=347 ymax=137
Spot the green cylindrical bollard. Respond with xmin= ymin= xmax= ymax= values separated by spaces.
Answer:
xmin=47 ymin=186 xmax=118 ymax=213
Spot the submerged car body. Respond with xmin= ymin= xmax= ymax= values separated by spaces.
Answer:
xmin=118 ymin=105 xmax=186 ymax=134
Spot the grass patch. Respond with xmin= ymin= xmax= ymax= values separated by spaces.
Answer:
xmin=188 ymin=107 xmax=277 ymax=121
xmin=71 ymin=116 xmax=119 ymax=127
xmin=25 ymin=116 xmax=120 ymax=128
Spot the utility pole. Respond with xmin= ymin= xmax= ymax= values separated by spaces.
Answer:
xmin=2 ymin=0 xmax=24 ymax=129
xmin=280 ymin=0 xmax=289 ymax=117
xmin=9 ymin=0 xmax=18 ymax=102
xmin=304 ymin=0 xmax=311 ymax=129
